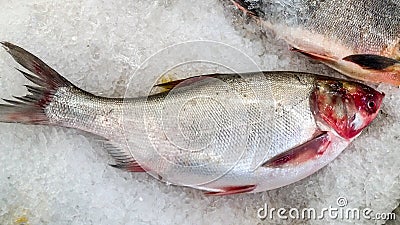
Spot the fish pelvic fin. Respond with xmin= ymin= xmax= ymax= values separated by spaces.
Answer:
xmin=0 ymin=42 xmax=75 ymax=124
xmin=344 ymin=54 xmax=400 ymax=85
xmin=342 ymin=54 xmax=400 ymax=70
xmin=204 ymin=185 xmax=256 ymax=196
xmin=292 ymin=47 xmax=400 ymax=85
xmin=338 ymin=54 xmax=400 ymax=85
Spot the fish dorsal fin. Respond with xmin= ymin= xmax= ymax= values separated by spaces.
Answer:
xmin=153 ymin=74 xmax=224 ymax=93
xmin=150 ymin=73 xmax=179 ymax=94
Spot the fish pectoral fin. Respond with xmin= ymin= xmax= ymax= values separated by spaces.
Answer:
xmin=342 ymin=54 xmax=400 ymax=70
xmin=262 ymin=132 xmax=331 ymax=168
xmin=204 ymin=185 xmax=256 ymax=196
xmin=291 ymin=47 xmax=336 ymax=62
xmin=100 ymin=140 xmax=147 ymax=172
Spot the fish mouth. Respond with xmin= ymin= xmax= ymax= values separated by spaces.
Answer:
xmin=339 ymin=89 xmax=384 ymax=140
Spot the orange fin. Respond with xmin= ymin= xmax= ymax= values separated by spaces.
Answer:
xmin=204 ymin=185 xmax=256 ymax=196
xmin=290 ymin=47 xmax=336 ymax=62
xmin=262 ymin=132 xmax=331 ymax=168
xmin=342 ymin=54 xmax=400 ymax=70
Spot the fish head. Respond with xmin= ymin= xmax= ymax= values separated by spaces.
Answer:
xmin=313 ymin=78 xmax=384 ymax=140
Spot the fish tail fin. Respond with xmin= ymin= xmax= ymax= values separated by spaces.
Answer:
xmin=0 ymin=42 xmax=75 ymax=124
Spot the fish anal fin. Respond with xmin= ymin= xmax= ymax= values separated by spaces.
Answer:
xmin=110 ymin=161 xmax=147 ymax=173
xmin=262 ymin=132 xmax=331 ymax=168
xmin=342 ymin=54 xmax=400 ymax=70
xmin=101 ymin=140 xmax=148 ymax=173
xmin=204 ymin=185 xmax=256 ymax=196
xmin=291 ymin=47 xmax=336 ymax=63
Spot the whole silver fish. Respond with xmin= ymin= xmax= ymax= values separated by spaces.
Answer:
xmin=0 ymin=42 xmax=384 ymax=195
xmin=229 ymin=0 xmax=400 ymax=85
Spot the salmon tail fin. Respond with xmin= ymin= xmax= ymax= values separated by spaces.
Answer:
xmin=0 ymin=42 xmax=75 ymax=124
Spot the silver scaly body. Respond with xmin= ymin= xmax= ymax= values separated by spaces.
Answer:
xmin=2 ymin=42 xmax=384 ymax=194
xmin=44 ymin=72 xmax=347 ymax=192
xmin=228 ymin=0 xmax=400 ymax=85
xmin=232 ymin=0 xmax=400 ymax=57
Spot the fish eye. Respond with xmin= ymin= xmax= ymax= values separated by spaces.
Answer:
xmin=367 ymin=100 xmax=375 ymax=109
